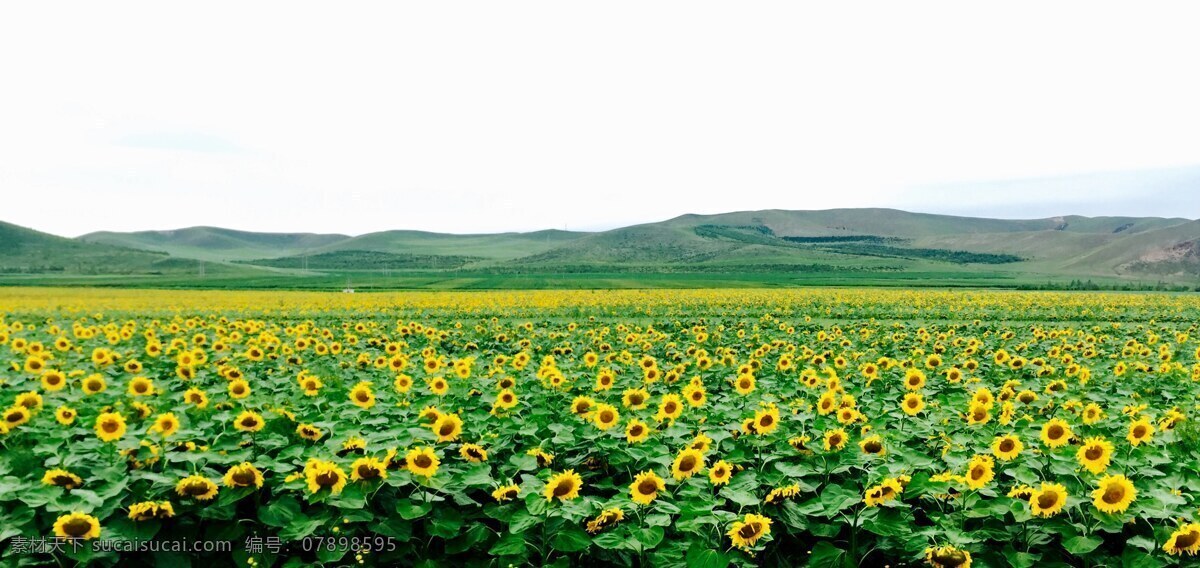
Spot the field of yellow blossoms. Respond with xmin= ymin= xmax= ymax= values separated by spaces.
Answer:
xmin=1 ymin=287 xmax=1199 ymax=567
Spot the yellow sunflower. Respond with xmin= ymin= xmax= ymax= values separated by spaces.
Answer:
xmin=406 ymin=447 xmax=441 ymax=477
xmin=494 ymin=389 xmax=518 ymax=410
xmin=223 ymin=462 xmax=264 ymax=488
xmin=864 ymin=478 xmax=903 ymax=507
xmin=544 ymin=470 xmax=583 ymax=502
xmin=304 ymin=459 xmax=348 ymax=494
xmin=824 ymin=428 xmax=849 ymax=452
xmin=622 ymin=388 xmax=650 ymax=410
xmin=1076 ymin=437 xmax=1113 ymax=475
xmin=901 ymin=393 xmax=925 ymax=415
xmin=431 ymin=413 xmax=464 ymax=442
xmin=709 ymin=460 xmax=733 ymax=486
xmin=1029 ymin=482 xmax=1067 ymax=517
xmin=4 ymin=405 xmax=31 ymax=429
xmin=625 ymin=419 xmax=650 ymax=444
xmin=593 ymin=404 xmax=620 ymax=430
xmin=859 ymin=435 xmax=886 ymax=457
xmin=350 ymin=457 xmax=388 ymax=481
xmin=41 ymin=369 xmax=67 ymax=392
xmin=150 ymin=412 xmax=180 ymax=438
xmin=991 ymin=434 xmax=1023 ymax=461
xmin=1040 ymin=418 xmax=1072 ymax=449
xmin=349 ymin=382 xmax=376 ymax=409
xmin=727 ymin=513 xmax=772 ymax=550
xmin=55 ymin=405 xmax=77 ymax=425
xmin=655 ymin=394 xmax=684 ymax=422
xmin=630 ymin=470 xmax=665 ymax=505
xmin=924 ymin=545 xmax=972 ymax=568
xmin=460 ymin=443 xmax=488 ymax=462
xmin=233 ymin=410 xmax=265 ymax=433
xmin=1127 ymin=418 xmax=1154 ymax=446
xmin=296 ymin=423 xmax=323 ymax=441
xmin=753 ymin=406 xmax=781 ymax=435
xmin=42 ymin=468 xmax=83 ymax=489
xmin=671 ymin=448 xmax=705 ymax=481
xmin=95 ymin=412 xmax=127 ymax=443
xmin=1091 ymin=474 xmax=1135 ymax=514
xmin=492 ymin=484 xmax=520 ymax=502
xmin=175 ymin=474 xmax=219 ymax=501
xmin=1164 ymin=523 xmax=1200 ymax=556
xmin=963 ymin=455 xmax=994 ymax=490
xmin=52 ymin=512 xmax=101 ymax=540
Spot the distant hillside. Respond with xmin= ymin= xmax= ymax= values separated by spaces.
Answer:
xmin=0 ymin=221 xmax=251 ymax=276
xmin=6 ymin=208 xmax=1200 ymax=287
xmin=238 ymin=250 xmax=482 ymax=270
xmin=81 ymin=227 xmax=351 ymax=261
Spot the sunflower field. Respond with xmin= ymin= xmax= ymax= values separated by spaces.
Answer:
xmin=1 ymin=287 xmax=1200 ymax=567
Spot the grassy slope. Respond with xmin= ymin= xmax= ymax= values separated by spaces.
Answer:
xmin=7 ymin=209 xmax=1200 ymax=289
xmin=310 ymin=229 xmax=588 ymax=260
xmin=81 ymin=227 xmax=351 ymax=261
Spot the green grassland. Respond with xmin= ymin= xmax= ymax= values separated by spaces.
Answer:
xmin=3 ymin=209 xmax=1199 ymax=290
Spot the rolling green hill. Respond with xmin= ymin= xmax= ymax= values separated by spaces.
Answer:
xmin=80 ymin=227 xmax=351 ymax=261
xmin=0 ymin=221 xmax=259 ymax=277
xmin=5 ymin=209 xmax=1200 ymax=289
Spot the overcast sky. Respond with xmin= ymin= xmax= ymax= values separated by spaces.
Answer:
xmin=2 ymin=1 xmax=1199 ymax=237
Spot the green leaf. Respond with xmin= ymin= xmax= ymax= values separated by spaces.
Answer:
xmin=396 ymin=499 xmax=433 ymax=520
xmin=489 ymin=533 xmax=529 ymax=556
xmin=508 ymin=508 xmax=540 ymax=534
xmin=686 ymin=546 xmax=729 ymax=568
xmin=550 ymin=526 xmax=591 ymax=552
xmin=635 ymin=526 xmax=665 ymax=551
xmin=808 ymin=541 xmax=848 ymax=567
xmin=593 ymin=531 xmax=627 ymax=550
xmin=461 ymin=463 xmax=493 ymax=487
xmin=258 ymin=496 xmax=300 ymax=528
xmin=1063 ymin=535 xmax=1103 ymax=555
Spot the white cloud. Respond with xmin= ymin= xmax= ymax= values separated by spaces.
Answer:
xmin=2 ymin=1 xmax=1199 ymax=237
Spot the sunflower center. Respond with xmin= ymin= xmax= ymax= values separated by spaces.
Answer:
xmin=413 ymin=455 xmax=433 ymax=469
xmin=1037 ymin=492 xmax=1059 ymax=509
xmin=1102 ymin=485 xmax=1125 ymax=504
xmin=637 ymin=479 xmax=658 ymax=495
xmin=1048 ymin=425 xmax=1064 ymax=439
xmin=630 ymin=425 xmax=644 ymax=437
xmin=864 ymin=441 xmax=882 ymax=453
xmin=439 ymin=423 xmax=456 ymax=436
xmin=738 ymin=523 xmax=760 ymax=540
xmin=315 ymin=471 xmax=339 ymax=487
xmin=600 ymin=411 xmax=614 ymax=423
xmin=356 ymin=392 xmax=369 ymax=402
xmin=970 ymin=467 xmax=985 ymax=480
xmin=52 ymin=474 xmax=77 ymax=486
xmin=1085 ymin=447 xmax=1103 ymax=460
xmin=102 ymin=420 xmax=120 ymax=433
xmin=664 ymin=403 xmax=677 ymax=414
xmin=241 ymin=417 xmax=258 ymax=428
xmin=5 ymin=411 xmax=22 ymax=423
xmin=932 ymin=550 xmax=968 ymax=566
xmin=552 ymin=481 xmax=574 ymax=497
xmin=999 ymin=439 xmax=1015 ymax=452
xmin=232 ymin=470 xmax=256 ymax=486
xmin=61 ymin=517 xmax=94 ymax=537
xmin=357 ymin=465 xmax=379 ymax=479
xmin=1177 ymin=531 xmax=1200 ymax=549
xmin=679 ymin=456 xmax=697 ymax=471
xmin=1133 ymin=426 xmax=1147 ymax=438
xmin=184 ymin=480 xmax=211 ymax=495
xmin=759 ymin=415 xmax=774 ymax=427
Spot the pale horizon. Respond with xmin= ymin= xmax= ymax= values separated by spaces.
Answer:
xmin=3 ymin=1 xmax=1200 ymax=237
